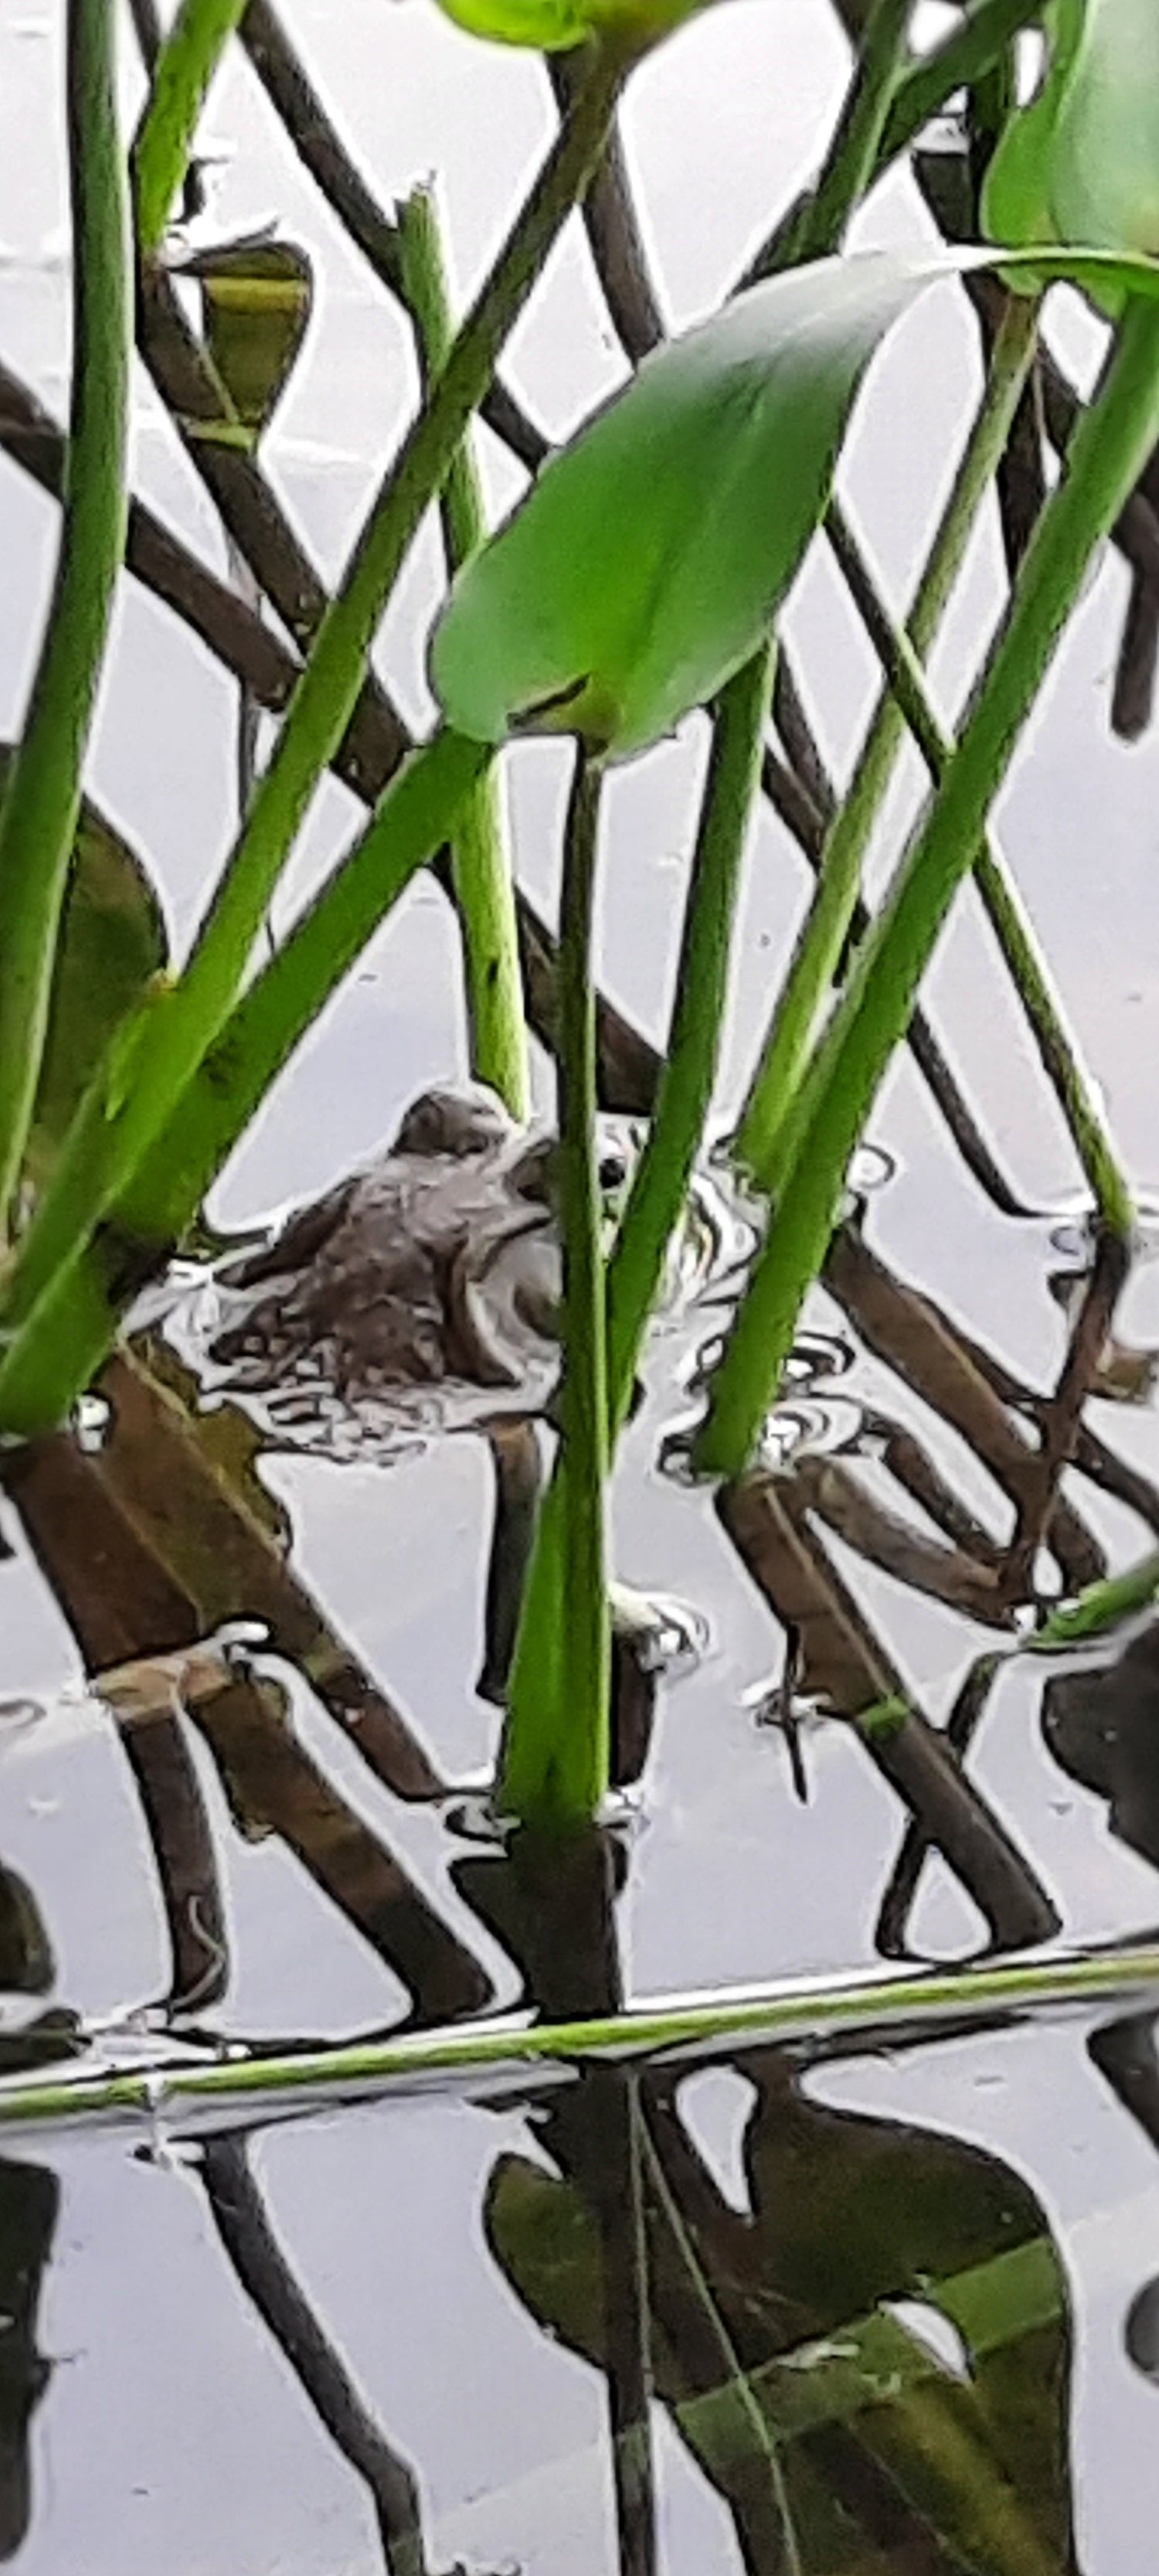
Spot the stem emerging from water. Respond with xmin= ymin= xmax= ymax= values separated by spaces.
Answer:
xmin=502 ymin=753 xmax=610 ymax=1831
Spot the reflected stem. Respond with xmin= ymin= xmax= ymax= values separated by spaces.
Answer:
xmin=202 ymin=2134 xmax=435 ymax=2576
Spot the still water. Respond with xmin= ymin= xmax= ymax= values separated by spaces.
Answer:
xmin=4 ymin=1 xmax=1159 ymax=2567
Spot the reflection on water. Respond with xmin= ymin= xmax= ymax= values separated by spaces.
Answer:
xmin=4 ymin=1130 xmax=1159 ymax=2559
xmin=5 ymin=0 xmax=1159 ymax=2561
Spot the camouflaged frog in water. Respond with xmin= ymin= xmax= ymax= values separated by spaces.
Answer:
xmin=199 ymin=1086 xmax=566 ymax=1448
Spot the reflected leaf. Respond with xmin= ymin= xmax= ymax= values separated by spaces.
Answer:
xmin=1043 ymin=1616 xmax=1159 ymax=1870
xmin=0 ymin=2159 xmax=56 ymax=2558
xmin=488 ymin=2054 xmax=1077 ymax=2574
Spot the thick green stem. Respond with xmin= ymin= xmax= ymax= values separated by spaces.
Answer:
xmin=0 ymin=731 xmax=489 ymax=1434
xmin=501 ymin=753 xmax=609 ymax=1830
xmin=132 ymin=0 xmax=247 ymax=254
xmin=825 ymin=499 xmax=1134 ymax=1235
xmin=397 ymin=184 xmax=529 ymax=1118
xmin=0 ymin=0 xmax=128 ymax=1240
xmin=0 ymin=39 xmax=630 ymax=1353
xmin=736 ymin=291 xmax=1038 ymax=1189
xmin=696 ymin=297 xmax=1159 ymax=1479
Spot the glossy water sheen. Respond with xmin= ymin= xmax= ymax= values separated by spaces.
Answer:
xmin=5 ymin=3 xmax=1159 ymax=2569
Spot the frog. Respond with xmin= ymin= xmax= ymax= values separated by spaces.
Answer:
xmin=206 ymin=1084 xmax=565 ymax=1426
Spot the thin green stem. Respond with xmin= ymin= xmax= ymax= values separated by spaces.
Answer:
xmin=518 ymin=759 xmax=608 ymax=1824
xmin=397 ymin=183 xmax=529 ymax=1118
xmin=3 ymin=1939 xmax=1158 ymax=2133
xmin=132 ymin=0 xmax=248 ymax=255
xmin=606 ymin=646 xmax=774 ymax=1431
xmin=502 ymin=753 xmax=609 ymax=1831
xmin=880 ymin=0 xmax=1049 ymax=170
xmin=0 ymin=39 xmax=631 ymax=1357
xmin=697 ymin=298 xmax=1159 ymax=1479
xmin=559 ymin=750 xmax=611 ymax=1814
xmin=736 ymin=291 xmax=1038 ymax=1189
xmin=797 ymin=0 xmax=916 ymax=260
xmin=744 ymin=0 xmax=1047 ymax=290
xmin=0 ymin=731 xmax=489 ymax=1434
xmin=0 ymin=0 xmax=128 ymax=1241
xmin=825 ymin=496 xmax=1134 ymax=1235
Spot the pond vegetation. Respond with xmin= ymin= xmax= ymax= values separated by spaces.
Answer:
xmin=3 ymin=1 xmax=1159 ymax=2567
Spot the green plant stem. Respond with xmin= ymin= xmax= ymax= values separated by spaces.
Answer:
xmin=606 ymin=647 xmax=774 ymax=1430
xmin=503 ymin=751 xmax=610 ymax=1831
xmin=397 ymin=184 xmax=529 ymax=1119
xmin=0 ymin=730 xmax=489 ymax=1434
xmin=736 ymin=291 xmax=1038 ymax=1190
xmin=798 ymin=0 xmax=916 ymax=260
xmin=3 ymin=1938 xmax=1157 ymax=2134
xmin=880 ymin=0 xmax=1049 ymax=171
xmin=0 ymin=38 xmax=631 ymax=1361
xmin=825 ymin=496 xmax=1134 ymax=1235
xmin=0 ymin=0 xmax=128 ymax=1243
xmin=501 ymin=652 xmax=773 ymax=1804
xmin=696 ymin=296 xmax=1159 ymax=1479
xmin=132 ymin=0 xmax=247 ymax=254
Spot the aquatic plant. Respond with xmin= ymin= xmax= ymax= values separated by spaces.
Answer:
xmin=2 ymin=0 xmax=1158 ymax=1851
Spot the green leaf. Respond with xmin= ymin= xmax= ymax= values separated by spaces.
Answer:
xmin=430 ymin=0 xmax=702 ymax=53
xmin=430 ymin=252 xmax=948 ymax=762
xmin=1052 ymin=0 xmax=1159 ymax=256
xmin=984 ymin=0 xmax=1159 ymax=294
xmin=431 ymin=239 xmax=1159 ymax=767
xmin=4 ymin=751 xmax=168 ymax=1202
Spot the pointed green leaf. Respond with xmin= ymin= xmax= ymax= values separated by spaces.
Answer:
xmin=432 ymin=239 xmax=1159 ymax=768
xmin=430 ymin=253 xmax=950 ymax=762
